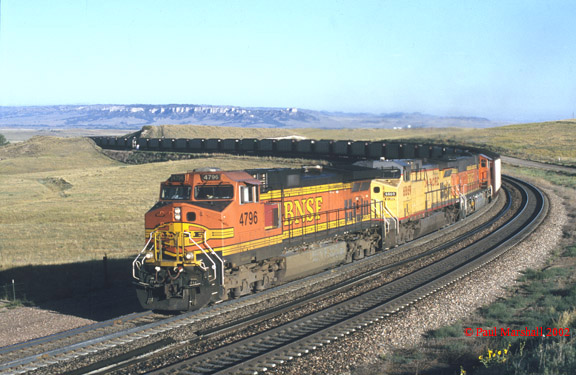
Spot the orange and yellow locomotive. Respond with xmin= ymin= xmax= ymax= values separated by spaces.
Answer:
xmin=133 ymin=154 xmax=500 ymax=311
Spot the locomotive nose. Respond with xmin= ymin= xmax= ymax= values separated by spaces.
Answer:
xmin=183 ymin=226 xmax=206 ymax=245
xmin=157 ymin=223 xmax=206 ymax=254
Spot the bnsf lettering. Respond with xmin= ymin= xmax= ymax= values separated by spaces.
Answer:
xmin=284 ymin=197 xmax=323 ymax=225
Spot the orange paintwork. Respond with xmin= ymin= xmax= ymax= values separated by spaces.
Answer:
xmin=145 ymin=170 xmax=373 ymax=260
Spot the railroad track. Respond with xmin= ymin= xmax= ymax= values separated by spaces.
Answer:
xmin=0 ymin=311 xmax=162 ymax=373
xmin=145 ymin=176 xmax=546 ymax=375
xmin=0 ymin=177 xmax=544 ymax=375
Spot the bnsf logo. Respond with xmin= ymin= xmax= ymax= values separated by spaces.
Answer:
xmin=284 ymin=197 xmax=323 ymax=225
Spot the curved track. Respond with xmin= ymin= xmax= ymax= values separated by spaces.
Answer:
xmin=0 ymin=176 xmax=546 ymax=375
xmin=146 ymin=176 xmax=546 ymax=375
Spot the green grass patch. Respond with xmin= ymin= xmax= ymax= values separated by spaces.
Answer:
xmin=505 ymin=166 xmax=576 ymax=189
xmin=564 ymin=246 xmax=576 ymax=257
xmin=428 ymin=323 xmax=464 ymax=339
xmin=481 ymin=302 xmax=513 ymax=323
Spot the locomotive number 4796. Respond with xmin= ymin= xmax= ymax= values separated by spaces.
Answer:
xmin=239 ymin=211 xmax=258 ymax=226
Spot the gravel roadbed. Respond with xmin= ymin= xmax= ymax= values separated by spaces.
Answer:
xmin=0 ymin=184 xmax=508 ymax=374
xmin=1 ymin=180 xmax=553 ymax=375
xmin=272 ymin=183 xmax=567 ymax=375
xmin=0 ymin=307 xmax=95 ymax=347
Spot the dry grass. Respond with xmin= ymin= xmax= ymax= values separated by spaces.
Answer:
xmin=1 ymin=119 xmax=575 ymax=269
xmin=472 ymin=120 xmax=576 ymax=163
xmin=0 ymin=139 xmax=304 ymax=269
xmin=0 ymin=136 xmax=119 ymax=174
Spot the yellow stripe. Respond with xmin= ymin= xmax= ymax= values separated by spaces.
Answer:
xmin=149 ymin=212 xmax=370 ymax=259
xmin=210 ymin=227 xmax=234 ymax=239
xmin=146 ymin=224 xmax=234 ymax=240
xmin=215 ymin=215 xmax=370 ymax=256
xmin=219 ymin=234 xmax=284 ymax=256
xmin=260 ymin=182 xmax=353 ymax=200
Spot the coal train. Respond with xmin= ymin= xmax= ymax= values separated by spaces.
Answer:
xmin=91 ymin=136 xmax=476 ymax=161
xmin=127 ymin=137 xmax=501 ymax=311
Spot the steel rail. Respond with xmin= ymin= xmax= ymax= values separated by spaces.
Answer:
xmin=0 ymin=185 xmax=510 ymax=375
xmin=0 ymin=311 xmax=152 ymax=356
xmin=145 ymin=176 xmax=546 ymax=375
xmin=76 ymin=186 xmax=512 ymax=374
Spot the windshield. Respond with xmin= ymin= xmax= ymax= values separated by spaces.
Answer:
xmin=381 ymin=168 xmax=401 ymax=179
xmin=161 ymin=185 xmax=191 ymax=200
xmin=194 ymin=185 xmax=234 ymax=200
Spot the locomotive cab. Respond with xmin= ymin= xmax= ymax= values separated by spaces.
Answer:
xmin=133 ymin=168 xmax=267 ymax=311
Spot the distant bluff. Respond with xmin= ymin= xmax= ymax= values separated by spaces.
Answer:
xmin=0 ymin=104 xmax=497 ymax=129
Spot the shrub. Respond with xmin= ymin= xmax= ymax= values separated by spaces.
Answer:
xmin=0 ymin=133 xmax=9 ymax=146
xmin=482 ymin=302 xmax=512 ymax=323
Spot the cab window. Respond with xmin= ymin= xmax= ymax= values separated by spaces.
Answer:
xmin=194 ymin=185 xmax=234 ymax=200
xmin=240 ymin=185 xmax=259 ymax=204
xmin=161 ymin=185 xmax=191 ymax=200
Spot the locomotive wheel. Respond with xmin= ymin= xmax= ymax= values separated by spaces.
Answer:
xmin=353 ymin=248 xmax=365 ymax=260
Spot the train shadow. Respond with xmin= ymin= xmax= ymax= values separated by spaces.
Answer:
xmin=0 ymin=257 xmax=145 ymax=321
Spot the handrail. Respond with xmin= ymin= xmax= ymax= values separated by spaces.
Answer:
xmin=186 ymin=233 xmax=217 ymax=281
xmin=459 ymin=189 xmax=467 ymax=218
xmin=382 ymin=201 xmax=399 ymax=236
xmin=202 ymin=232 xmax=225 ymax=286
xmin=371 ymin=199 xmax=389 ymax=242
xmin=132 ymin=231 xmax=155 ymax=280
xmin=283 ymin=202 xmax=373 ymax=242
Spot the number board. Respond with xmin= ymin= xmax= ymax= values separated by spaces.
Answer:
xmin=169 ymin=174 xmax=185 ymax=182
xmin=201 ymin=174 xmax=221 ymax=181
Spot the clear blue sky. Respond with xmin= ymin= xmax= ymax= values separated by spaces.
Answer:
xmin=0 ymin=0 xmax=574 ymax=122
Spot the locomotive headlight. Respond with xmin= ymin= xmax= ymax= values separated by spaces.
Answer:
xmin=145 ymin=252 xmax=154 ymax=259
xmin=174 ymin=207 xmax=182 ymax=221
xmin=185 ymin=252 xmax=193 ymax=260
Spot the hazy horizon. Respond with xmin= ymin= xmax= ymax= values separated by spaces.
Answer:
xmin=1 ymin=1 xmax=575 ymax=123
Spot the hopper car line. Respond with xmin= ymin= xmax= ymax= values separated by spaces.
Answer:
xmin=91 ymin=136 xmax=477 ymax=161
